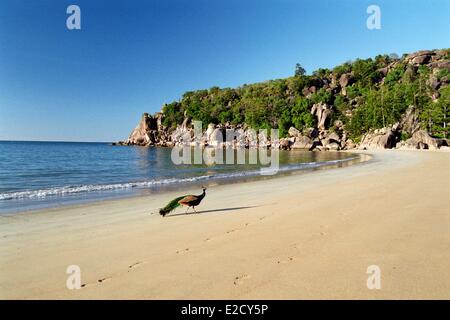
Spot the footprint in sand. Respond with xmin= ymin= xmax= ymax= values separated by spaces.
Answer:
xmin=227 ymin=222 xmax=251 ymax=234
xmin=206 ymin=223 xmax=252 ymax=241
xmin=127 ymin=261 xmax=145 ymax=271
xmin=277 ymin=257 xmax=296 ymax=264
xmin=81 ymin=276 xmax=112 ymax=288
xmin=176 ymin=248 xmax=190 ymax=254
xmin=233 ymin=274 xmax=250 ymax=286
xmin=82 ymin=262 xmax=147 ymax=287
xmin=97 ymin=276 xmax=112 ymax=283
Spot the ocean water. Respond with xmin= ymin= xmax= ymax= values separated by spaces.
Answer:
xmin=0 ymin=141 xmax=358 ymax=213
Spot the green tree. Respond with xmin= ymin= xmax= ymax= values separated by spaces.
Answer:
xmin=162 ymin=102 xmax=184 ymax=128
xmin=311 ymin=88 xmax=333 ymax=105
xmin=291 ymin=97 xmax=314 ymax=130
xmin=295 ymin=63 xmax=306 ymax=77
xmin=422 ymin=85 xmax=450 ymax=138
xmin=352 ymin=58 xmax=380 ymax=88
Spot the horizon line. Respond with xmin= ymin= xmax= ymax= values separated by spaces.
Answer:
xmin=0 ymin=139 xmax=112 ymax=144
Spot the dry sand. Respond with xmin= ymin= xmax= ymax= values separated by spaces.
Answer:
xmin=0 ymin=150 xmax=449 ymax=299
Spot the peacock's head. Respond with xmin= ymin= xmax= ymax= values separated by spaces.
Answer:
xmin=202 ymin=186 xmax=207 ymax=192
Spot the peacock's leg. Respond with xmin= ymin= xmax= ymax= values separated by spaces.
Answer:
xmin=193 ymin=206 xmax=197 ymax=214
xmin=185 ymin=206 xmax=189 ymax=213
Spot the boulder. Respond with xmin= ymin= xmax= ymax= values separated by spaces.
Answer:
xmin=333 ymin=120 xmax=344 ymax=130
xmin=326 ymin=142 xmax=340 ymax=151
xmin=170 ymin=117 xmax=195 ymax=146
xmin=303 ymin=127 xmax=319 ymax=139
xmin=302 ymin=85 xmax=317 ymax=97
xmin=208 ymin=128 xmax=225 ymax=147
xmin=313 ymin=145 xmax=326 ymax=151
xmin=398 ymin=130 xmax=440 ymax=150
xmin=311 ymin=103 xmax=332 ymax=131
xmin=330 ymin=75 xmax=338 ymax=89
xmin=359 ymin=128 xmax=398 ymax=149
xmin=413 ymin=130 xmax=440 ymax=150
xmin=412 ymin=55 xmax=432 ymax=65
xmin=428 ymin=61 xmax=450 ymax=71
xmin=399 ymin=106 xmax=420 ymax=135
xmin=428 ymin=76 xmax=441 ymax=90
xmin=321 ymin=131 xmax=341 ymax=147
xmin=234 ymin=128 xmax=247 ymax=148
xmin=258 ymin=132 xmax=270 ymax=147
xmin=339 ymin=73 xmax=354 ymax=88
xmin=327 ymin=132 xmax=341 ymax=142
xmin=378 ymin=67 xmax=389 ymax=77
xmin=291 ymin=136 xmax=313 ymax=150
xmin=288 ymin=127 xmax=301 ymax=138
xmin=407 ymin=50 xmax=435 ymax=65
xmin=344 ymin=139 xmax=356 ymax=150
xmin=279 ymin=139 xmax=291 ymax=150
xmin=436 ymin=139 xmax=449 ymax=148
xmin=127 ymin=113 xmax=157 ymax=146
xmin=155 ymin=112 xmax=164 ymax=130
xmin=171 ymin=125 xmax=193 ymax=146
xmin=205 ymin=123 xmax=216 ymax=143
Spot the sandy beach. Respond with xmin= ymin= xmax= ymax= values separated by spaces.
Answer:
xmin=1 ymin=150 xmax=449 ymax=299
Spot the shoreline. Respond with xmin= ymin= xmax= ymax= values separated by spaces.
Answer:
xmin=0 ymin=151 xmax=366 ymax=216
xmin=1 ymin=149 xmax=449 ymax=299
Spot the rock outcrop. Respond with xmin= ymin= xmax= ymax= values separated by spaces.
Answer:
xmin=408 ymin=50 xmax=435 ymax=65
xmin=399 ymin=106 xmax=421 ymax=136
xmin=396 ymin=130 xmax=442 ymax=150
xmin=116 ymin=113 xmax=171 ymax=147
xmin=291 ymin=136 xmax=313 ymax=150
xmin=311 ymin=103 xmax=332 ymax=131
xmin=127 ymin=113 xmax=156 ymax=145
xmin=359 ymin=127 xmax=399 ymax=150
xmin=171 ymin=117 xmax=194 ymax=146
xmin=117 ymin=48 xmax=449 ymax=152
xmin=288 ymin=127 xmax=301 ymax=138
xmin=339 ymin=73 xmax=354 ymax=88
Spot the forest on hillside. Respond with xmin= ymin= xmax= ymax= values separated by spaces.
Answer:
xmin=160 ymin=49 xmax=450 ymax=141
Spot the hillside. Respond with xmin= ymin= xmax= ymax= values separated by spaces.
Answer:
xmin=119 ymin=49 xmax=450 ymax=151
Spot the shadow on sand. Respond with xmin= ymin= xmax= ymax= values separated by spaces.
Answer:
xmin=165 ymin=206 xmax=258 ymax=218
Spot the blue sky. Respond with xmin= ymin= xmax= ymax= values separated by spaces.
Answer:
xmin=0 ymin=0 xmax=449 ymax=142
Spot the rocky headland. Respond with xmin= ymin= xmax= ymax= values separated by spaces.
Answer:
xmin=115 ymin=49 xmax=449 ymax=151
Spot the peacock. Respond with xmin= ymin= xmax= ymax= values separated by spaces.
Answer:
xmin=159 ymin=187 xmax=207 ymax=217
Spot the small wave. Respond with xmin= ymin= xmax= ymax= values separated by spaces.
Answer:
xmin=0 ymin=157 xmax=356 ymax=201
xmin=0 ymin=176 xmax=210 ymax=200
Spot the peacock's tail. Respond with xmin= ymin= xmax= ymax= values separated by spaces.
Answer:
xmin=159 ymin=196 xmax=186 ymax=216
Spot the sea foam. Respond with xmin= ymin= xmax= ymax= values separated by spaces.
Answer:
xmin=0 ymin=158 xmax=355 ymax=201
